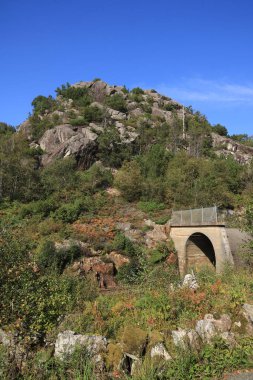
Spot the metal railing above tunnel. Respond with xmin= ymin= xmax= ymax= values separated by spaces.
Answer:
xmin=170 ymin=206 xmax=225 ymax=226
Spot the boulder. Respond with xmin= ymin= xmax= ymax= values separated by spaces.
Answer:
xmin=39 ymin=124 xmax=98 ymax=168
xmin=107 ymin=108 xmax=127 ymax=121
xmin=129 ymin=108 xmax=144 ymax=118
xmin=212 ymin=314 xmax=232 ymax=333
xmin=152 ymin=107 xmax=166 ymax=119
xmin=172 ymin=328 xmax=200 ymax=350
xmin=119 ymin=326 xmax=148 ymax=357
xmin=71 ymin=256 xmax=116 ymax=288
xmin=195 ymin=314 xmax=232 ymax=343
xmin=145 ymin=222 xmax=168 ymax=248
xmin=107 ymin=252 xmax=130 ymax=270
xmin=195 ymin=315 xmax=217 ymax=343
xmin=54 ymin=331 xmax=107 ymax=372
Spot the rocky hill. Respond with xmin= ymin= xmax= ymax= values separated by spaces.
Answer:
xmin=19 ymin=79 xmax=253 ymax=168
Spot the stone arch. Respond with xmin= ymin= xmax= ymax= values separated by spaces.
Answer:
xmin=185 ymin=232 xmax=216 ymax=272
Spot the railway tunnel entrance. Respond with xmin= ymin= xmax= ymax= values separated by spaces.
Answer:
xmin=169 ymin=207 xmax=234 ymax=276
xmin=186 ymin=232 xmax=216 ymax=271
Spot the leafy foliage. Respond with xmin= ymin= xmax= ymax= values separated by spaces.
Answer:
xmin=106 ymin=93 xmax=127 ymax=112
xmin=31 ymin=95 xmax=56 ymax=115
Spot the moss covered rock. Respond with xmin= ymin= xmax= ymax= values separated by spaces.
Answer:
xmin=118 ymin=326 xmax=148 ymax=356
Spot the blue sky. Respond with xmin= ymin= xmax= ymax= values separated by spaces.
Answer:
xmin=1 ymin=0 xmax=253 ymax=135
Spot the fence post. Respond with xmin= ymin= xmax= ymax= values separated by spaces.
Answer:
xmin=202 ymin=207 xmax=203 ymax=224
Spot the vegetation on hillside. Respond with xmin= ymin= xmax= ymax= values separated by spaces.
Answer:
xmin=0 ymin=80 xmax=253 ymax=379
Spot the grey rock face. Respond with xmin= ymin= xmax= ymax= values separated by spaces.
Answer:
xmin=54 ymin=331 xmax=107 ymax=371
xmin=172 ymin=328 xmax=200 ymax=350
xmin=195 ymin=315 xmax=217 ymax=343
xmin=195 ymin=314 xmax=232 ymax=343
xmin=212 ymin=133 xmax=253 ymax=164
xmin=39 ymin=124 xmax=98 ymax=168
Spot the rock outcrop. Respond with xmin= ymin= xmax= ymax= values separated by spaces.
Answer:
xmin=212 ymin=133 xmax=253 ymax=164
xmin=39 ymin=124 xmax=98 ymax=168
xmin=17 ymin=79 xmax=253 ymax=168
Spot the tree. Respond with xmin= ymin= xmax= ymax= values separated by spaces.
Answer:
xmin=31 ymin=95 xmax=56 ymax=115
xmin=0 ymin=133 xmax=40 ymax=201
xmin=212 ymin=124 xmax=228 ymax=136
xmin=41 ymin=157 xmax=78 ymax=194
xmin=114 ymin=160 xmax=143 ymax=201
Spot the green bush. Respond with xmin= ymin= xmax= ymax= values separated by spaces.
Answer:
xmin=82 ymin=105 xmax=104 ymax=123
xmin=137 ymin=200 xmax=166 ymax=213
xmin=31 ymin=95 xmax=56 ymax=115
xmin=116 ymin=256 xmax=144 ymax=284
xmin=79 ymin=163 xmax=113 ymax=192
xmin=0 ymin=122 xmax=15 ymax=135
xmin=69 ymin=116 xmax=86 ymax=126
xmin=53 ymin=199 xmax=89 ymax=223
xmin=164 ymin=103 xmax=182 ymax=111
xmin=29 ymin=114 xmax=54 ymax=140
xmin=36 ymin=240 xmax=83 ymax=274
xmin=20 ymin=198 xmax=57 ymax=218
xmin=106 ymin=93 xmax=127 ymax=113
xmin=114 ymin=160 xmax=143 ymax=200
xmin=109 ymin=233 xmax=139 ymax=257
xmin=131 ymin=87 xmax=144 ymax=95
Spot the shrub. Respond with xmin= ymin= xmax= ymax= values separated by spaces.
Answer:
xmin=36 ymin=240 xmax=82 ymax=274
xmin=114 ymin=161 xmax=143 ymax=200
xmin=106 ymin=93 xmax=127 ymax=113
xmin=116 ymin=256 xmax=144 ymax=284
xmin=53 ymin=199 xmax=88 ymax=223
xmin=212 ymin=123 xmax=228 ymax=136
xmin=0 ymin=122 xmax=15 ymax=135
xmin=20 ymin=198 xmax=57 ymax=218
xmin=97 ymin=126 xmax=134 ymax=168
xmin=137 ymin=200 xmax=166 ymax=213
xmin=109 ymin=233 xmax=138 ymax=257
xmin=79 ymin=163 xmax=113 ymax=192
xmin=82 ymin=105 xmax=104 ymax=123
xmin=31 ymin=95 xmax=56 ymax=115
xmin=41 ymin=157 xmax=78 ymax=194
xmin=29 ymin=114 xmax=54 ymax=140
xmin=164 ymin=103 xmax=182 ymax=111
xmin=131 ymin=87 xmax=144 ymax=95
xmin=69 ymin=116 xmax=86 ymax=126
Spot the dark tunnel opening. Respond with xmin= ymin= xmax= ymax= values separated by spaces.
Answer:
xmin=186 ymin=232 xmax=216 ymax=271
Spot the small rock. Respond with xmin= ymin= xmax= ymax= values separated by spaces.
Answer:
xmin=182 ymin=273 xmax=199 ymax=290
xmin=0 ymin=329 xmax=14 ymax=347
xmin=107 ymin=251 xmax=130 ymax=270
xmin=150 ymin=343 xmax=172 ymax=361
xmin=242 ymin=304 xmax=253 ymax=323
xmin=212 ymin=314 xmax=232 ymax=333
xmin=220 ymin=332 xmax=236 ymax=347
xmin=115 ymin=222 xmax=132 ymax=231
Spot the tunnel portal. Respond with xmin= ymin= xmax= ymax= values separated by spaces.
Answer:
xmin=186 ymin=232 xmax=216 ymax=271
